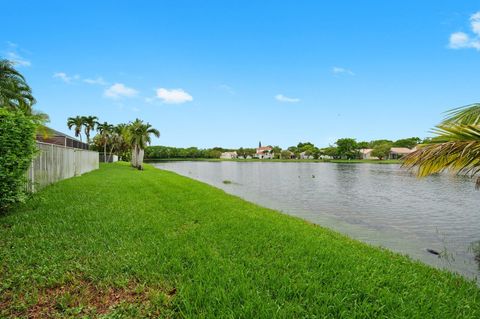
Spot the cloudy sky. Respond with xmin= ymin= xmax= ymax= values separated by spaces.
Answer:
xmin=2 ymin=1 xmax=480 ymax=148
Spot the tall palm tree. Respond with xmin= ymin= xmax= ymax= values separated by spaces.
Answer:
xmin=67 ymin=116 xmax=85 ymax=142
xmin=127 ymin=119 xmax=160 ymax=168
xmin=97 ymin=121 xmax=114 ymax=160
xmin=403 ymin=103 xmax=480 ymax=189
xmin=82 ymin=115 xmax=98 ymax=148
xmin=0 ymin=59 xmax=35 ymax=114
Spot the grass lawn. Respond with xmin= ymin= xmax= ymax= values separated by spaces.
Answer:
xmin=1 ymin=163 xmax=479 ymax=318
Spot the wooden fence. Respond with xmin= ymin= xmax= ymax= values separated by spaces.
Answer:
xmin=26 ymin=142 xmax=99 ymax=192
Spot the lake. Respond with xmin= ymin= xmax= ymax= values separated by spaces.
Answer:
xmin=153 ymin=161 xmax=480 ymax=281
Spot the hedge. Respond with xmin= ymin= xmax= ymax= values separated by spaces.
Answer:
xmin=0 ymin=109 xmax=37 ymax=211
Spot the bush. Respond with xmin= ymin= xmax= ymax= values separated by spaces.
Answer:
xmin=0 ymin=109 xmax=37 ymax=211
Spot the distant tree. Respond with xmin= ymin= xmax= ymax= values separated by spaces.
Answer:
xmin=336 ymin=138 xmax=358 ymax=159
xmin=393 ymin=137 xmax=421 ymax=149
xmin=357 ymin=141 xmax=370 ymax=149
xmin=297 ymin=142 xmax=314 ymax=150
xmin=371 ymin=143 xmax=392 ymax=160
xmin=280 ymin=150 xmax=293 ymax=159
xmin=82 ymin=115 xmax=98 ymax=148
xmin=369 ymin=139 xmax=393 ymax=148
xmin=97 ymin=121 xmax=114 ymax=159
xmin=272 ymin=145 xmax=282 ymax=159
xmin=67 ymin=116 xmax=85 ymax=142
xmin=322 ymin=146 xmax=338 ymax=158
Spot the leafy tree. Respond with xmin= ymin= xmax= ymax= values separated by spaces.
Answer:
xmin=322 ymin=146 xmax=338 ymax=158
xmin=403 ymin=103 xmax=480 ymax=189
xmin=272 ymin=146 xmax=282 ymax=159
xmin=369 ymin=139 xmax=393 ymax=148
xmin=67 ymin=116 xmax=85 ymax=142
xmin=297 ymin=142 xmax=314 ymax=151
xmin=0 ymin=109 xmax=37 ymax=211
xmin=336 ymin=138 xmax=358 ymax=159
xmin=357 ymin=141 xmax=370 ymax=149
xmin=393 ymin=137 xmax=421 ymax=149
xmin=371 ymin=143 xmax=392 ymax=160
xmin=82 ymin=116 xmax=98 ymax=148
xmin=280 ymin=150 xmax=293 ymax=159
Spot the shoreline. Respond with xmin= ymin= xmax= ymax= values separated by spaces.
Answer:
xmin=1 ymin=162 xmax=478 ymax=317
xmin=145 ymin=158 xmax=402 ymax=164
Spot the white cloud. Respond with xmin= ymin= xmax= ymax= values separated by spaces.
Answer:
xmin=83 ymin=77 xmax=107 ymax=86
xmin=275 ymin=94 xmax=300 ymax=103
xmin=53 ymin=72 xmax=73 ymax=83
xmin=104 ymin=83 xmax=138 ymax=99
xmin=332 ymin=66 xmax=355 ymax=76
xmin=5 ymin=42 xmax=31 ymax=67
xmin=448 ymin=11 xmax=480 ymax=50
xmin=155 ymin=88 xmax=193 ymax=104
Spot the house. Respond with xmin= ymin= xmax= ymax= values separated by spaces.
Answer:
xmin=389 ymin=147 xmax=414 ymax=159
xmin=299 ymin=151 xmax=314 ymax=160
xmin=255 ymin=146 xmax=274 ymax=159
xmin=220 ymin=151 xmax=238 ymax=159
xmin=359 ymin=148 xmax=378 ymax=160
xmin=36 ymin=127 xmax=89 ymax=150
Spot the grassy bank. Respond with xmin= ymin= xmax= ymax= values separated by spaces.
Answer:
xmin=1 ymin=163 xmax=478 ymax=318
xmin=145 ymin=158 xmax=402 ymax=164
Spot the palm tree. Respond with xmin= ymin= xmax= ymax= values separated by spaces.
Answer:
xmin=403 ymin=103 xmax=480 ymax=189
xmin=97 ymin=121 xmax=114 ymax=160
xmin=0 ymin=59 xmax=35 ymax=114
xmin=67 ymin=116 xmax=85 ymax=142
xmin=0 ymin=59 xmax=48 ymax=127
xmin=82 ymin=115 xmax=98 ymax=148
xmin=127 ymin=119 xmax=160 ymax=169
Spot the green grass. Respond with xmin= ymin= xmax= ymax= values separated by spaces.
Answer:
xmin=146 ymin=158 xmax=402 ymax=164
xmin=1 ymin=163 xmax=479 ymax=318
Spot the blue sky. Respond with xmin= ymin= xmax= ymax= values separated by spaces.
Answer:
xmin=2 ymin=1 xmax=480 ymax=148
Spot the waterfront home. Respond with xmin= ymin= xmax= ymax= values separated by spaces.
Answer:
xmin=255 ymin=146 xmax=274 ymax=159
xmin=220 ymin=151 xmax=238 ymax=159
xmin=359 ymin=148 xmax=377 ymax=160
xmin=389 ymin=147 xmax=414 ymax=159
xmin=300 ymin=151 xmax=314 ymax=160
xmin=359 ymin=147 xmax=415 ymax=160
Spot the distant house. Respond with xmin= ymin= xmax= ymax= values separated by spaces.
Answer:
xmin=359 ymin=148 xmax=378 ymax=160
xmin=36 ymin=127 xmax=89 ymax=150
xmin=220 ymin=151 xmax=238 ymax=159
xmin=299 ymin=151 xmax=314 ymax=160
xmin=255 ymin=146 xmax=274 ymax=159
xmin=359 ymin=147 xmax=414 ymax=160
xmin=389 ymin=147 xmax=414 ymax=159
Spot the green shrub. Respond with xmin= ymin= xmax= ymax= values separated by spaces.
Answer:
xmin=0 ymin=109 xmax=37 ymax=211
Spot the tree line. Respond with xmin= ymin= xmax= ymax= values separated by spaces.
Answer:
xmin=144 ymin=137 xmax=423 ymax=160
xmin=66 ymin=115 xmax=159 ymax=169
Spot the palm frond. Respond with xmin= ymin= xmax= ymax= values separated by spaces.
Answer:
xmin=442 ymin=103 xmax=480 ymax=126
xmin=403 ymin=124 xmax=480 ymax=180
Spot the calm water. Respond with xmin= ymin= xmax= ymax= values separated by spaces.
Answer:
xmin=153 ymin=161 xmax=480 ymax=281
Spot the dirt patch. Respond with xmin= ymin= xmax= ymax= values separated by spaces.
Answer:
xmin=2 ymin=279 xmax=175 ymax=318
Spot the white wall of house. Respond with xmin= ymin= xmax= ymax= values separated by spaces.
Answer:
xmin=220 ymin=152 xmax=237 ymax=159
